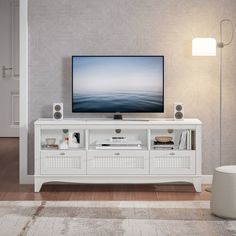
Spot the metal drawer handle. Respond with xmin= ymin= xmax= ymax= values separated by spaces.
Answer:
xmin=169 ymin=152 xmax=175 ymax=155
xmin=60 ymin=152 xmax=65 ymax=155
xmin=114 ymin=152 xmax=120 ymax=156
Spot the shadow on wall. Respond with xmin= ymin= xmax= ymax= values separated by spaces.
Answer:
xmin=28 ymin=57 xmax=72 ymax=175
xmin=41 ymin=105 xmax=51 ymax=117
xmin=62 ymin=57 xmax=72 ymax=116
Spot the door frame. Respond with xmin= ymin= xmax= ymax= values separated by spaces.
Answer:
xmin=19 ymin=0 xmax=32 ymax=183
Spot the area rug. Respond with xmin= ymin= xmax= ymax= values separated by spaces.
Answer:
xmin=0 ymin=201 xmax=235 ymax=236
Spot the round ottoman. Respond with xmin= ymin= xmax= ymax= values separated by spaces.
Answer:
xmin=211 ymin=165 xmax=236 ymax=219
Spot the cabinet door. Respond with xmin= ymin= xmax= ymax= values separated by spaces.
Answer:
xmin=40 ymin=150 xmax=86 ymax=175
xmin=150 ymin=150 xmax=195 ymax=175
xmin=87 ymin=150 xmax=149 ymax=175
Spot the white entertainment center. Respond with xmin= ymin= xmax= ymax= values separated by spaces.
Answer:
xmin=34 ymin=118 xmax=202 ymax=192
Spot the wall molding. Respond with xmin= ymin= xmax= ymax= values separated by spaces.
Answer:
xmin=19 ymin=0 xmax=29 ymax=184
xmin=11 ymin=92 xmax=19 ymax=126
xmin=11 ymin=0 xmax=20 ymax=78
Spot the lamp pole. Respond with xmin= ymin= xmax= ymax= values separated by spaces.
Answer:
xmin=217 ymin=19 xmax=234 ymax=166
xmin=192 ymin=19 xmax=234 ymax=192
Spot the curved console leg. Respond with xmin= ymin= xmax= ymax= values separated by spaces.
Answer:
xmin=193 ymin=178 xmax=202 ymax=192
xmin=34 ymin=179 xmax=43 ymax=192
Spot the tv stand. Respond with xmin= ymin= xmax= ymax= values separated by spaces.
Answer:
xmin=113 ymin=113 xmax=123 ymax=120
xmin=34 ymin=118 xmax=202 ymax=192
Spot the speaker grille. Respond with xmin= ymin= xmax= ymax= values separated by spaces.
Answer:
xmin=54 ymin=112 xmax=62 ymax=119
xmin=175 ymin=111 xmax=183 ymax=119
xmin=176 ymin=104 xmax=182 ymax=111
xmin=54 ymin=105 xmax=61 ymax=111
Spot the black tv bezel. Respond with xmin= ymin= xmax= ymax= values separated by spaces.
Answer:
xmin=72 ymin=55 xmax=164 ymax=113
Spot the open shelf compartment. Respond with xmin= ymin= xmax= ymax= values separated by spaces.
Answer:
xmin=88 ymin=129 xmax=148 ymax=150
xmin=150 ymin=129 xmax=196 ymax=151
xmin=40 ymin=128 xmax=86 ymax=150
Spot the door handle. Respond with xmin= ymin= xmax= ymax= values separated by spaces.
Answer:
xmin=2 ymin=65 xmax=13 ymax=78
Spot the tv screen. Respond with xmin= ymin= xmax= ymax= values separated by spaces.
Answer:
xmin=72 ymin=56 xmax=164 ymax=113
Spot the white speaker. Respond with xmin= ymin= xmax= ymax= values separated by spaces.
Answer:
xmin=53 ymin=103 xmax=63 ymax=120
xmin=173 ymin=103 xmax=184 ymax=120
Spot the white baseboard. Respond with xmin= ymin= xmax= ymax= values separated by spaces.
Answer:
xmin=20 ymin=175 xmax=213 ymax=185
xmin=19 ymin=174 xmax=34 ymax=184
xmin=201 ymin=175 xmax=213 ymax=184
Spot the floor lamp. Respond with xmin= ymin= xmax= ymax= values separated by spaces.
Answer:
xmin=192 ymin=19 xmax=234 ymax=192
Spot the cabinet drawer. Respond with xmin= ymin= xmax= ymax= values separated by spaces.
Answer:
xmin=150 ymin=150 xmax=195 ymax=175
xmin=40 ymin=150 xmax=86 ymax=175
xmin=87 ymin=150 xmax=149 ymax=175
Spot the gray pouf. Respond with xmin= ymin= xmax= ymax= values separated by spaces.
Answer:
xmin=210 ymin=165 xmax=236 ymax=219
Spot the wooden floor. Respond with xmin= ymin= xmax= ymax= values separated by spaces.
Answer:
xmin=0 ymin=138 xmax=211 ymax=201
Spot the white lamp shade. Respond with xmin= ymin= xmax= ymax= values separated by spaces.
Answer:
xmin=192 ymin=38 xmax=217 ymax=56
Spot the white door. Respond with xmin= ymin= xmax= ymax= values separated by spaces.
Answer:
xmin=0 ymin=0 xmax=19 ymax=137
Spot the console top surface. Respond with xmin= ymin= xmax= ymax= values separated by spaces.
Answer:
xmin=35 ymin=118 xmax=202 ymax=125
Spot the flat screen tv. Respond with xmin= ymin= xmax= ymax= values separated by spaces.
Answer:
xmin=72 ymin=56 xmax=164 ymax=113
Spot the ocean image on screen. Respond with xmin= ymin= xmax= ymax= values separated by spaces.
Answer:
xmin=73 ymin=57 xmax=164 ymax=112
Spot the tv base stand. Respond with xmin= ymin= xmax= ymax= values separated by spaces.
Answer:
xmin=34 ymin=118 xmax=202 ymax=192
xmin=113 ymin=113 xmax=123 ymax=120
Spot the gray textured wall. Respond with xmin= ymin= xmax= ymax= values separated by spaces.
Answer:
xmin=28 ymin=0 xmax=236 ymax=175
